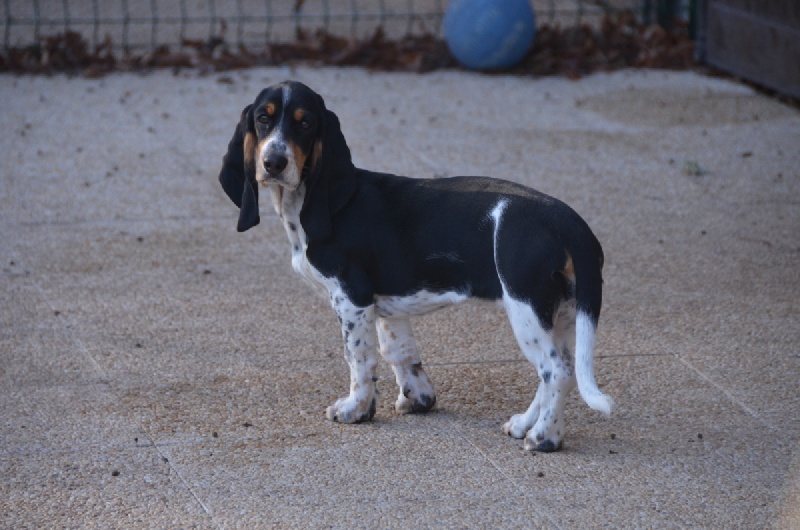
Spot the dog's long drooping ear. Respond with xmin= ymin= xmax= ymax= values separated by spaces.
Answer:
xmin=300 ymin=94 xmax=358 ymax=242
xmin=218 ymin=104 xmax=260 ymax=232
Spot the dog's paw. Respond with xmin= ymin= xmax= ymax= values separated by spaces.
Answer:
xmin=325 ymin=396 xmax=377 ymax=424
xmin=502 ymin=413 xmax=534 ymax=439
xmin=504 ymin=411 xmax=564 ymax=451
xmin=395 ymin=391 xmax=436 ymax=414
xmin=394 ymin=365 xmax=436 ymax=414
xmin=523 ymin=435 xmax=563 ymax=453
xmin=522 ymin=421 xmax=564 ymax=452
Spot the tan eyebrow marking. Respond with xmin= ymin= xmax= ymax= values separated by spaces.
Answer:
xmin=266 ymin=102 xmax=276 ymax=117
xmin=293 ymin=108 xmax=306 ymax=122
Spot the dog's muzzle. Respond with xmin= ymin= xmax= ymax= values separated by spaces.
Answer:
xmin=257 ymin=136 xmax=300 ymax=189
xmin=264 ymin=152 xmax=288 ymax=177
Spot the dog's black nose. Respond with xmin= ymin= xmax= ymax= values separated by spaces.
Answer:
xmin=264 ymin=153 xmax=288 ymax=176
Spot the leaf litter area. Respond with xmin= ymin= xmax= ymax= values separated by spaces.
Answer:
xmin=0 ymin=12 xmax=694 ymax=79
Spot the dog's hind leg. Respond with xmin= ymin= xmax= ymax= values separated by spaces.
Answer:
xmin=377 ymin=317 xmax=436 ymax=414
xmin=502 ymin=296 xmax=575 ymax=452
xmin=325 ymin=291 xmax=380 ymax=424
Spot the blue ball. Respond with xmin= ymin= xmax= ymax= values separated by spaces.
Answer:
xmin=443 ymin=0 xmax=536 ymax=71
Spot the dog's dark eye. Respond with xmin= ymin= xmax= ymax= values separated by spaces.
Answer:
xmin=257 ymin=114 xmax=270 ymax=125
xmin=298 ymin=119 xmax=311 ymax=130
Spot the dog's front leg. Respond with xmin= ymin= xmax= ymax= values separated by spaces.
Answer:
xmin=377 ymin=317 xmax=436 ymax=414
xmin=325 ymin=291 xmax=379 ymax=423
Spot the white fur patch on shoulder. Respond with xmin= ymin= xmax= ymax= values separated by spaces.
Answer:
xmin=490 ymin=197 xmax=510 ymax=292
xmin=489 ymin=198 xmax=509 ymax=224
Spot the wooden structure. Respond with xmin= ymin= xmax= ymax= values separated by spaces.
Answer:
xmin=697 ymin=0 xmax=800 ymax=98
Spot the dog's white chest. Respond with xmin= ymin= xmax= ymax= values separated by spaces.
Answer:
xmin=270 ymin=185 xmax=330 ymax=294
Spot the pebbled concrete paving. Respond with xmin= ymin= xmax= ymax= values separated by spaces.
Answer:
xmin=1 ymin=66 xmax=799 ymax=529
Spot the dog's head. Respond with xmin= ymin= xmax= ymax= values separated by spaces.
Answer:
xmin=218 ymin=81 xmax=356 ymax=236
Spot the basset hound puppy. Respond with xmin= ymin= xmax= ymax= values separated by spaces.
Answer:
xmin=219 ymin=81 xmax=612 ymax=452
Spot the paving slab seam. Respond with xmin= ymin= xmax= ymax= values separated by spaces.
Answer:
xmin=425 ymin=358 xmax=526 ymax=367
xmin=440 ymin=413 xmax=565 ymax=529
xmin=10 ymin=214 xmax=233 ymax=228
xmin=674 ymin=354 xmax=773 ymax=430
xmin=0 ymin=439 xmax=199 ymax=456
xmin=29 ymin=281 xmax=222 ymax=528
xmin=595 ymin=352 xmax=676 ymax=358
xmin=423 ymin=353 xmax=675 ymax=367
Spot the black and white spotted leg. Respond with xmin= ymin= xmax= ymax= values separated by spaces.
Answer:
xmin=502 ymin=295 xmax=575 ymax=452
xmin=503 ymin=382 xmax=545 ymax=439
xmin=325 ymin=291 xmax=379 ymax=424
xmin=376 ymin=317 xmax=436 ymax=414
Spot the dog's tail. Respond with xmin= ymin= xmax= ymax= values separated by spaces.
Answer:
xmin=571 ymin=237 xmax=614 ymax=416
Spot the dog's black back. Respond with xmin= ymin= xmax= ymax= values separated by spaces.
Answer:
xmin=307 ymin=170 xmax=603 ymax=329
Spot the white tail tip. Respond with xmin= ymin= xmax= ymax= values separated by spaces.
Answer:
xmin=582 ymin=391 xmax=614 ymax=417
xmin=575 ymin=311 xmax=613 ymax=417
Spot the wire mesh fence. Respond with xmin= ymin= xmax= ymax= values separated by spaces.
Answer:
xmin=1 ymin=1 xmax=696 ymax=77
xmin=2 ymin=0 xmax=669 ymax=53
